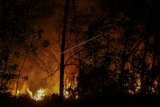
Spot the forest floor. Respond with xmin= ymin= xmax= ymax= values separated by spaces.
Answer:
xmin=0 ymin=92 xmax=160 ymax=107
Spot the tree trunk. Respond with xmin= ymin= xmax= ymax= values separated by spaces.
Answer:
xmin=59 ymin=0 xmax=70 ymax=98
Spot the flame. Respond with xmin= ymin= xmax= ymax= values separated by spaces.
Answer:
xmin=33 ymin=88 xmax=46 ymax=101
xmin=64 ymin=78 xmax=78 ymax=99
xmin=12 ymin=75 xmax=78 ymax=100
xmin=16 ymin=90 xmax=20 ymax=97
xmin=64 ymin=90 xmax=70 ymax=99
xmin=23 ymin=88 xmax=46 ymax=101
xmin=27 ymin=88 xmax=33 ymax=98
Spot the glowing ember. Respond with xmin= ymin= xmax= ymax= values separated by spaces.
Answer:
xmin=151 ymin=80 xmax=158 ymax=93
xmin=135 ymin=78 xmax=141 ymax=92
xmin=75 ymin=95 xmax=79 ymax=99
xmin=33 ymin=88 xmax=46 ymax=101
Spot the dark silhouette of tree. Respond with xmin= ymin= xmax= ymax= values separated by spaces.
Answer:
xmin=59 ymin=0 xmax=70 ymax=99
xmin=0 ymin=0 xmax=56 ymax=93
xmin=77 ymin=0 xmax=160 ymax=97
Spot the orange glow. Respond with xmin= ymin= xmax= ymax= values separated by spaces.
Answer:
xmin=16 ymin=90 xmax=20 ymax=97
xmin=135 ymin=78 xmax=141 ymax=93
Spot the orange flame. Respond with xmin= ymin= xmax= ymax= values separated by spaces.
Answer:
xmin=15 ymin=88 xmax=47 ymax=101
xmin=64 ymin=78 xmax=78 ymax=99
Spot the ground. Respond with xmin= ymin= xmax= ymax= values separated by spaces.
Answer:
xmin=0 ymin=93 xmax=160 ymax=107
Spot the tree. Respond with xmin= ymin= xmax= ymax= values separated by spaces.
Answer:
xmin=0 ymin=0 xmax=56 ymax=94
xmin=77 ymin=0 xmax=160 ymax=96
xmin=59 ymin=0 xmax=70 ymax=98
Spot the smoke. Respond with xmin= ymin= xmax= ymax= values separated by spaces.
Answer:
xmin=16 ymin=0 xmax=95 ymax=95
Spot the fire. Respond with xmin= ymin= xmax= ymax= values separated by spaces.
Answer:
xmin=12 ymin=75 xmax=79 ymax=100
xmin=64 ymin=78 xmax=78 ymax=99
xmin=64 ymin=90 xmax=70 ymax=99
xmin=33 ymin=88 xmax=46 ymax=101
xmin=16 ymin=90 xmax=20 ymax=97
xmin=27 ymin=88 xmax=33 ymax=98
xmin=135 ymin=78 xmax=141 ymax=92
xmin=15 ymin=88 xmax=46 ymax=101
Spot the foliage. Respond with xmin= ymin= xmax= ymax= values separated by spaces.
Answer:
xmin=77 ymin=0 xmax=160 ymax=97
xmin=0 ymin=0 xmax=54 ymax=93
